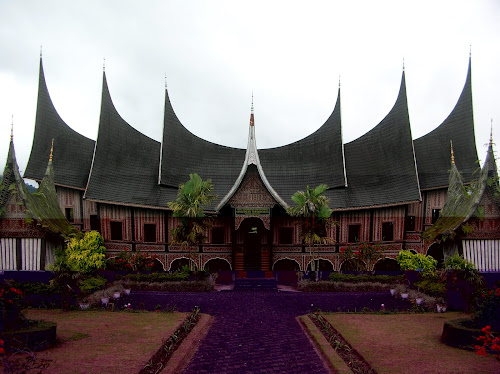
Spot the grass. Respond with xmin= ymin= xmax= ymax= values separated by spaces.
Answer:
xmin=319 ymin=312 xmax=499 ymax=374
xmin=19 ymin=309 xmax=188 ymax=374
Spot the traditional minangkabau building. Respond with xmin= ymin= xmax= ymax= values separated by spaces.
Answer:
xmin=1 ymin=55 xmax=499 ymax=272
xmin=1 ymin=130 xmax=76 ymax=271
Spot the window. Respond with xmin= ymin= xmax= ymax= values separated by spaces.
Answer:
xmin=90 ymin=215 xmax=100 ymax=231
xmin=405 ymin=215 xmax=415 ymax=232
xmin=110 ymin=221 xmax=123 ymax=241
xmin=144 ymin=223 xmax=156 ymax=243
xmin=348 ymin=224 xmax=361 ymax=243
xmin=279 ymin=227 xmax=294 ymax=245
xmin=65 ymin=208 xmax=74 ymax=223
xmin=211 ymin=227 xmax=225 ymax=244
xmin=382 ymin=222 xmax=394 ymax=241
xmin=432 ymin=209 xmax=441 ymax=224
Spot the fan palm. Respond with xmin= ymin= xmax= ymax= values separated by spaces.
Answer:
xmin=168 ymin=174 xmax=216 ymax=269
xmin=287 ymin=184 xmax=333 ymax=272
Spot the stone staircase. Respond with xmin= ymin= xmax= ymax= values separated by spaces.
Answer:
xmin=234 ymin=278 xmax=278 ymax=291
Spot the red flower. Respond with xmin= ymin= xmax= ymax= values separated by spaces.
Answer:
xmin=0 ymin=347 xmax=4 ymax=355
xmin=476 ymin=346 xmax=487 ymax=357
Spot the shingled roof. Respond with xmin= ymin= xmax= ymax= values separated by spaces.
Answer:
xmin=259 ymin=87 xmax=346 ymax=206
xmin=423 ymin=140 xmax=499 ymax=241
xmin=414 ymin=57 xmax=479 ymax=190
xmin=24 ymin=58 xmax=95 ymax=190
xmin=84 ymin=73 xmax=176 ymax=208
xmin=325 ymin=70 xmax=421 ymax=209
xmin=159 ymin=87 xmax=246 ymax=208
xmin=1 ymin=137 xmax=76 ymax=237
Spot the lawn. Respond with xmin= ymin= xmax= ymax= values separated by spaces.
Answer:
xmin=320 ymin=312 xmax=499 ymax=374
xmin=14 ymin=309 xmax=188 ymax=374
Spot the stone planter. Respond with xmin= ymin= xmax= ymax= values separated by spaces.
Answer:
xmin=436 ymin=304 xmax=447 ymax=313
xmin=2 ymin=320 xmax=57 ymax=352
xmin=79 ymin=303 xmax=90 ymax=310
xmin=415 ymin=297 xmax=423 ymax=306
xmin=441 ymin=318 xmax=497 ymax=350
xmin=390 ymin=288 xmax=396 ymax=296
xmin=113 ymin=292 xmax=121 ymax=299
xmin=124 ymin=288 xmax=131 ymax=296
xmin=401 ymin=293 xmax=409 ymax=300
xmin=101 ymin=297 xmax=109 ymax=306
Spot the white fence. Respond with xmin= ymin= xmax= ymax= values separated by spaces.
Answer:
xmin=463 ymin=239 xmax=500 ymax=272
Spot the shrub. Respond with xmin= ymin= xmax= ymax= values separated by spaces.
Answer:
xmin=53 ymin=231 xmax=106 ymax=274
xmin=413 ymin=279 xmax=446 ymax=298
xmin=396 ymin=250 xmax=437 ymax=275
xmin=78 ymin=276 xmax=107 ymax=296
xmin=329 ymin=273 xmax=405 ymax=284
xmin=117 ymin=271 xmax=189 ymax=283
xmin=298 ymin=280 xmax=392 ymax=292
xmin=444 ymin=253 xmax=483 ymax=286
xmin=475 ymin=287 xmax=500 ymax=331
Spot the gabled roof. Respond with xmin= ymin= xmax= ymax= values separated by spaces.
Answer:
xmin=1 ymin=138 xmax=76 ymax=237
xmin=159 ymin=87 xmax=245 ymax=209
xmin=414 ymin=57 xmax=479 ymax=190
xmin=24 ymin=58 xmax=95 ymax=190
xmin=84 ymin=73 xmax=176 ymax=208
xmin=259 ymin=87 xmax=346 ymax=205
xmin=325 ymin=70 xmax=421 ymax=209
xmin=423 ymin=141 xmax=498 ymax=241
xmin=216 ymin=104 xmax=287 ymax=210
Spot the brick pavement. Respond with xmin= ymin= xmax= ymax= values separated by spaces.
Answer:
xmin=124 ymin=290 xmax=408 ymax=373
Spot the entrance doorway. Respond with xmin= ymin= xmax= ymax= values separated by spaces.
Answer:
xmin=238 ymin=218 xmax=268 ymax=271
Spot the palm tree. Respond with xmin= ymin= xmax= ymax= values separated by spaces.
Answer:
xmin=287 ymin=184 xmax=333 ymax=273
xmin=168 ymin=173 xmax=216 ymax=270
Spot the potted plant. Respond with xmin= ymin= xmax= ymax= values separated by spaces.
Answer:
xmin=401 ymin=292 xmax=409 ymax=300
xmin=390 ymin=288 xmax=397 ymax=296
xmin=99 ymin=290 xmax=110 ymax=306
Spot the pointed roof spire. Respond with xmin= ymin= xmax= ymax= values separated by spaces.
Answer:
xmin=40 ymin=45 xmax=42 ymax=59
xmin=450 ymin=140 xmax=455 ymax=164
xmin=103 ymin=58 xmax=106 ymax=72
xmin=403 ymin=57 xmax=405 ymax=71
xmin=10 ymin=115 xmax=13 ymax=141
xmin=490 ymin=119 xmax=494 ymax=146
xmin=49 ymin=138 xmax=54 ymax=162
xmin=338 ymin=75 xmax=341 ymax=88
xmin=250 ymin=93 xmax=254 ymax=127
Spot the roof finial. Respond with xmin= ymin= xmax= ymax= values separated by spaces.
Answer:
xmin=40 ymin=45 xmax=43 ymax=58
xmin=10 ymin=115 xmax=13 ymax=141
xmin=164 ymin=74 xmax=167 ymax=89
xmin=469 ymin=44 xmax=472 ymax=58
xmin=251 ymin=92 xmax=254 ymax=114
xmin=49 ymin=139 xmax=54 ymax=162
xmin=490 ymin=119 xmax=494 ymax=146
xmin=338 ymin=75 xmax=341 ymax=88
xmin=103 ymin=58 xmax=106 ymax=72
xmin=450 ymin=140 xmax=455 ymax=164
xmin=403 ymin=57 xmax=405 ymax=71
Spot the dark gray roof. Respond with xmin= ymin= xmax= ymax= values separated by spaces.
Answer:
xmin=259 ymin=88 xmax=346 ymax=205
xmin=326 ymin=71 xmax=421 ymax=209
xmin=84 ymin=73 xmax=176 ymax=208
xmin=24 ymin=58 xmax=95 ymax=190
xmin=414 ymin=58 xmax=478 ymax=190
xmin=159 ymin=89 xmax=246 ymax=207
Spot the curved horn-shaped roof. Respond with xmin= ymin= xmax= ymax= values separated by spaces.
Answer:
xmin=84 ymin=73 xmax=175 ymax=208
xmin=259 ymin=87 xmax=346 ymax=205
xmin=326 ymin=71 xmax=421 ymax=209
xmin=414 ymin=57 xmax=478 ymax=190
xmin=24 ymin=58 xmax=95 ymax=189
xmin=159 ymin=88 xmax=246 ymax=208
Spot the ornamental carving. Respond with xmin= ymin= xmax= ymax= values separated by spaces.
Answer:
xmin=235 ymin=216 xmax=270 ymax=230
xmin=136 ymin=244 xmax=165 ymax=252
xmin=229 ymin=169 xmax=276 ymax=209
xmin=273 ymin=247 xmax=302 ymax=253
xmin=201 ymin=254 xmax=232 ymax=270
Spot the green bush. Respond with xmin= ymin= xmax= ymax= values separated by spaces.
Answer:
xmin=298 ymin=280 xmax=393 ymax=292
xmin=78 ymin=276 xmax=107 ymax=295
xmin=396 ymin=250 xmax=437 ymax=275
xmin=413 ymin=279 xmax=446 ymax=298
xmin=329 ymin=273 xmax=405 ymax=284
xmin=16 ymin=281 xmax=59 ymax=296
xmin=444 ymin=253 xmax=483 ymax=286
xmin=117 ymin=271 xmax=189 ymax=283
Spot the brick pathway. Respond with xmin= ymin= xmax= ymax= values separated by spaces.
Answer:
xmin=124 ymin=290 xmax=408 ymax=373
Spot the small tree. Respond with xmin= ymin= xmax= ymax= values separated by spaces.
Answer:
xmin=168 ymin=174 xmax=216 ymax=270
xmin=287 ymin=184 xmax=333 ymax=273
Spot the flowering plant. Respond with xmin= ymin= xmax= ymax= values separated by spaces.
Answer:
xmin=0 ymin=282 xmax=26 ymax=331
xmin=476 ymin=287 xmax=500 ymax=331
xmin=475 ymin=325 xmax=500 ymax=361
xmin=340 ymin=242 xmax=383 ymax=272
xmin=130 ymin=253 xmax=157 ymax=271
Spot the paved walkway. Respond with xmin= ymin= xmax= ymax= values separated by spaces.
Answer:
xmin=122 ymin=289 xmax=408 ymax=373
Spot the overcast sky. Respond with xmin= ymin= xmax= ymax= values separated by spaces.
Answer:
xmin=0 ymin=1 xmax=499 ymax=179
